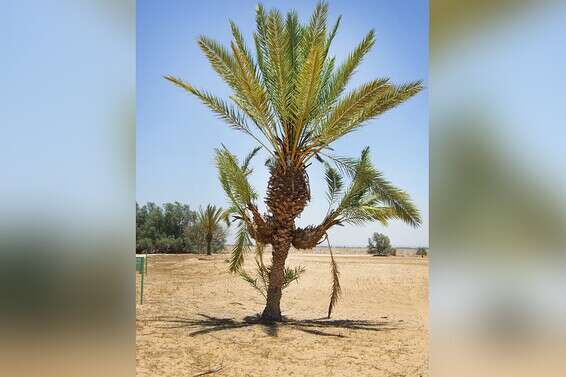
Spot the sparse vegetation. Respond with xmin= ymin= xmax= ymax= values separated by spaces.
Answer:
xmin=367 ymin=232 xmax=394 ymax=256
xmin=166 ymin=1 xmax=421 ymax=321
xmin=239 ymin=245 xmax=305 ymax=299
xmin=416 ymin=247 xmax=427 ymax=257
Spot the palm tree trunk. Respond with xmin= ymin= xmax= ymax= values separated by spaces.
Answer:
xmin=261 ymin=229 xmax=291 ymax=322
xmin=260 ymin=167 xmax=310 ymax=322
xmin=206 ymin=234 xmax=212 ymax=256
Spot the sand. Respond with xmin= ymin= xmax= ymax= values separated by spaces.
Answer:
xmin=136 ymin=253 xmax=428 ymax=376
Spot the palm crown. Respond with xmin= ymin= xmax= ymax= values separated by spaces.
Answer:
xmin=196 ymin=204 xmax=227 ymax=255
xmin=166 ymin=1 xmax=422 ymax=320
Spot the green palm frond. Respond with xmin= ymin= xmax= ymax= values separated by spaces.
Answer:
xmin=325 ymin=16 xmax=341 ymax=57
xmin=324 ymin=148 xmax=421 ymax=228
xmin=350 ymin=81 xmax=423 ymax=132
xmin=239 ymin=268 xmax=266 ymax=298
xmin=166 ymin=2 xmax=422 ymax=169
xmin=324 ymin=29 xmax=375 ymax=106
xmin=316 ymin=78 xmax=390 ymax=147
xmin=164 ymin=76 xmax=249 ymax=133
xmin=197 ymin=36 xmax=239 ymax=87
xmin=197 ymin=204 xmax=225 ymax=231
xmin=292 ymin=2 xmax=328 ymax=146
xmin=230 ymin=39 xmax=274 ymax=132
xmin=230 ymin=221 xmax=253 ymax=272
xmin=215 ymin=146 xmax=257 ymax=209
xmin=199 ymin=34 xmax=268 ymax=127
xmin=283 ymin=265 xmax=306 ymax=289
xmin=198 ymin=34 xmax=279 ymax=152
xmin=240 ymin=254 xmax=306 ymax=298
xmin=215 ymin=146 xmax=263 ymax=272
xmin=264 ymin=9 xmax=291 ymax=123
xmin=241 ymin=146 xmax=262 ymax=175
xmin=324 ymin=163 xmax=343 ymax=208
xmin=230 ymin=20 xmax=258 ymax=79
xmin=254 ymin=244 xmax=270 ymax=293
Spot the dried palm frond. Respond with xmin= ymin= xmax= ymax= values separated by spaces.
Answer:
xmin=327 ymin=237 xmax=341 ymax=318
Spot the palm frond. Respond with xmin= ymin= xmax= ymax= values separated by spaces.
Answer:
xmin=164 ymin=76 xmax=248 ymax=132
xmin=241 ymin=146 xmax=262 ymax=175
xmin=325 ymin=15 xmax=341 ymax=57
xmin=354 ymin=81 xmax=423 ymax=130
xmin=229 ymin=221 xmax=252 ymax=272
xmin=282 ymin=265 xmax=306 ymax=289
xmin=164 ymin=76 xmax=274 ymax=154
xmin=324 ymin=163 xmax=344 ymax=208
xmin=293 ymin=2 xmax=328 ymax=142
xmin=254 ymin=244 xmax=270 ymax=293
xmin=167 ymin=3 xmax=421 ymax=171
xmin=215 ymin=147 xmax=257 ymax=209
xmin=197 ymin=36 xmax=239 ymax=88
xmin=230 ymin=41 xmax=274 ymax=131
xmin=199 ymin=34 xmax=277 ymax=149
xmin=263 ymin=9 xmax=291 ymax=125
xmin=239 ymin=251 xmax=306 ymax=298
xmin=327 ymin=241 xmax=341 ymax=318
xmin=316 ymin=78 xmax=390 ymax=148
xmin=239 ymin=268 xmax=266 ymax=298
xmin=325 ymin=148 xmax=421 ymax=227
xmin=254 ymin=3 xmax=270 ymax=81
xmin=324 ymin=29 xmax=375 ymax=106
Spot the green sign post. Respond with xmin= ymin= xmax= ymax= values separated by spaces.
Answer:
xmin=136 ymin=255 xmax=146 ymax=304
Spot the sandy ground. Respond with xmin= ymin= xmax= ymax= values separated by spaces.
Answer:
xmin=136 ymin=253 xmax=428 ymax=377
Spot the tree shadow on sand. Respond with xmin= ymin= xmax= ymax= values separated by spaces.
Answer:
xmin=149 ymin=313 xmax=399 ymax=338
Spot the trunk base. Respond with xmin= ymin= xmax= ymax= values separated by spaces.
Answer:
xmin=260 ymin=308 xmax=282 ymax=322
xmin=261 ymin=274 xmax=284 ymax=322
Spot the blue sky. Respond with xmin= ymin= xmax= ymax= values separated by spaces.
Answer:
xmin=137 ymin=0 xmax=428 ymax=247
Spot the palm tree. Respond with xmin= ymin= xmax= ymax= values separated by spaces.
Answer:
xmin=165 ymin=2 xmax=422 ymax=321
xmin=196 ymin=204 xmax=226 ymax=255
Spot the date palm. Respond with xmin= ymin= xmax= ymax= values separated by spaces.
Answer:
xmin=196 ymin=204 xmax=226 ymax=255
xmin=166 ymin=2 xmax=422 ymax=321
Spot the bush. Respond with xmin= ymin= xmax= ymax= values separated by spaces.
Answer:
xmin=136 ymin=238 xmax=154 ymax=253
xmin=367 ymin=232 xmax=394 ymax=256
xmin=416 ymin=247 xmax=428 ymax=257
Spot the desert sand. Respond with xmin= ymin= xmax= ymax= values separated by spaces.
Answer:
xmin=136 ymin=252 xmax=428 ymax=376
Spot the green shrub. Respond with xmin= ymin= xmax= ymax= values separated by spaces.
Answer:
xmin=367 ymin=232 xmax=394 ymax=256
xmin=416 ymin=247 xmax=428 ymax=257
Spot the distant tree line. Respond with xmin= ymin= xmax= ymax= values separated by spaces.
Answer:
xmin=136 ymin=202 xmax=226 ymax=254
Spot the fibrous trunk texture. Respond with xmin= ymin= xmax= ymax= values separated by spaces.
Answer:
xmin=206 ymin=234 xmax=212 ymax=256
xmin=292 ymin=224 xmax=327 ymax=249
xmin=265 ymin=166 xmax=310 ymax=223
xmin=261 ymin=228 xmax=292 ymax=321
xmin=261 ymin=166 xmax=310 ymax=322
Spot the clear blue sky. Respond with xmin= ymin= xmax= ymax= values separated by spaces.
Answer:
xmin=137 ymin=0 xmax=428 ymax=247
